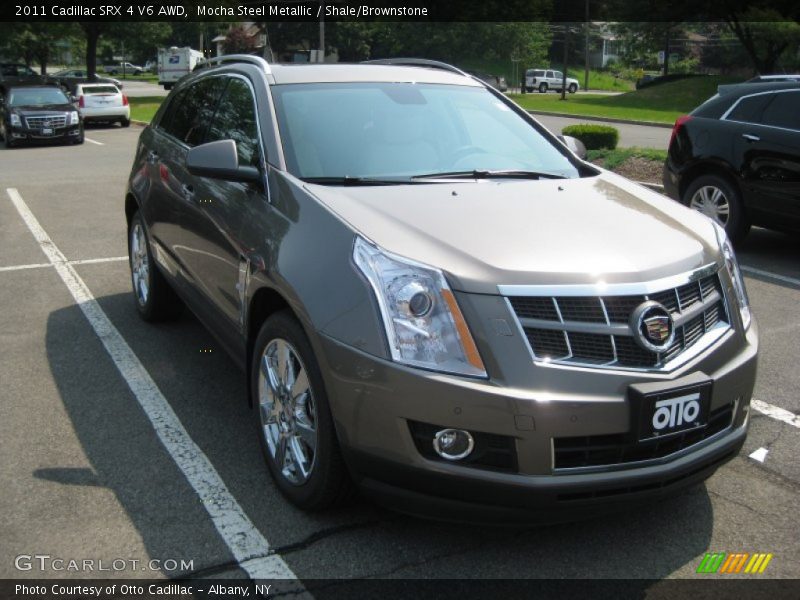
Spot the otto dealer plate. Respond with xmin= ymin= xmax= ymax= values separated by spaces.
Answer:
xmin=634 ymin=380 xmax=712 ymax=441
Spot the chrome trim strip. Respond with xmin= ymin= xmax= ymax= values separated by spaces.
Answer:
xmin=672 ymin=291 xmax=721 ymax=328
xmin=498 ymin=262 xmax=720 ymax=297
xmin=720 ymin=88 xmax=800 ymax=122
xmin=518 ymin=317 xmax=630 ymax=336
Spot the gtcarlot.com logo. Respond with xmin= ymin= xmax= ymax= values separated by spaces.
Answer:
xmin=697 ymin=552 xmax=773 ymax=574
xmin=14 ymin=554 xmax=193 ymax=573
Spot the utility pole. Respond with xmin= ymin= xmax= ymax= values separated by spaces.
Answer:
xmin=319 ymin=0 xmax=325 ymax=63
xmin=561 ymin=24 xmax=570 ymax=101
xmin=584 ymin=0 xmax=590 ymax=91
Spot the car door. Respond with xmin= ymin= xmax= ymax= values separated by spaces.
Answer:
xmin=553 ymin=71 xmax=564 ymax=89
xmin=546 ymin=70 xmax=555 ymax=87
xmin=145 ymin=77 xmax=227 ymax=305
xmin=735 ymin=90 xmax=800 ymax=229
xmin=181 ymin=75 xmax=266 ymax=337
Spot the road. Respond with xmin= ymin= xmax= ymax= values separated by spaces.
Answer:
xmin=119 ymin=79 xmax=168 ymax=98
xmin=534 ymin=113 xmax=671 ymax=149
xmin=0 ymin=126 xmax=798 ymax=593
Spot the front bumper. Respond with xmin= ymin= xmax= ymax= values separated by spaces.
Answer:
xmin=7 ymin=123 xmax=82 ymax=143
xmin=315 ymin=317 xmax=757 ymax=522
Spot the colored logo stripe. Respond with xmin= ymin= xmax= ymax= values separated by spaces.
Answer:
xmin=697 ymin=552 xmax=773 ymax=574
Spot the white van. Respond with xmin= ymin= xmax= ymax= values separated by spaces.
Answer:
xmin=157 ymin=47 xmax=205 ymax=90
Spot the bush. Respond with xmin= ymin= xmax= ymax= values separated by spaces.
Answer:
xmin=561 ymin=124 xmax=619 ymax=150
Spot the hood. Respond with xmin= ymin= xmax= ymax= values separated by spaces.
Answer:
xmin=305 ymin=171 xmax=721 ymax=295
xmin=14 ymin=103 xmax=73 ymax=114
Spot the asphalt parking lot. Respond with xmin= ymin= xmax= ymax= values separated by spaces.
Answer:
xmin=1 ymin=124 xmax=799 ymax=589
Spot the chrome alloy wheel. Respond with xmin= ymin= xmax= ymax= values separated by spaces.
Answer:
xmin=130 ymin=222 xmax=150 ymax=306
xmin=258 ymin=338 xmax=318 ymax=485
xmin=689 ymin=185 xmax=730 ymax=226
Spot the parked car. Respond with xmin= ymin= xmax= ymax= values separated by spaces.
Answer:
xmin=125 ymin=56 xmax=756 ymax=521
xmin=467 ymin=70 xmax=508 ymax=92
xmin=0 ymin=63 xmax=45 ymax=95
xmin=74 ymin=83 xmax=130 ymax=127
xmin=0 ymin=84 xmax=83 ymax=147
xmin=105 ymin=62 xmax=144 ymax=76
xmin=525 ymin=68 xmax=579 ymax=93
xmin=51 ymin=69 xmax=123 ymax=90
xmin=663 ymin=80 xmax=800 ymax=243
xmin=746 ymin=74 xmax=800 ymax=83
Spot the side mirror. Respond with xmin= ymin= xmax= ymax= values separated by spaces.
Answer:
xmin=186 ymin=139 xmax=260 ymax=183
xmin=558 ymin=135 xmax=588 ymax=160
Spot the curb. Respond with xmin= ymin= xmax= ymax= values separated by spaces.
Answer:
xmin=635 ymin=181 xmax=665 ymax=193
xmin=131 ymin=120 xmax=149 ymax=127
xmin=527 ymin=110 xmax=673 ymax=129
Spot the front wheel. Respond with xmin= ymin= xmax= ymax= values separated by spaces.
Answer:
xmin=682 ymin=174 xmax=750 ymax=244
xmin=538 ymin=82 xmax=548 ymax=93
xmin=568 ymin=83 xmax=578 ymax=93
xmin=128 ymin=211 xmax=183 ymax=321
xmin=251 ymin=311 xmax=353 ymax=510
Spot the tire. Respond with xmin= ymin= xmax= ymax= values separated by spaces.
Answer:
xmin=74 ymin=132 xmax=84 ymax=144
xmin=538 ymin=82 xmax=548 ymax=94
xmin=120 ymin=117 xmax=131 ymax=127
xmin=525 ymin=87 xmax=534 ymax=93
xmin=128 ymin=211 xmax=183 ymax=321
xmin=568 ymin=83 xmax=578 ymax=94
xmin=682 ymin=174 xmax=750 ymax=244
xmin=251 ymin=311 xmax=353 ymax=511
xmin=5 ymin=136 xmax=15 ymax=149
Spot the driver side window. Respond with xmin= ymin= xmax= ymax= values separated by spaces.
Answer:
xmin=205 ymin=77 xmax=261 ymax=167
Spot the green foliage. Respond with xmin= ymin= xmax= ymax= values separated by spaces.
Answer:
xmin=511 ymin=75 xmax=740 ymax=124
xmin=562 ymin=124 xmax=619 ymax=150
xmin=587 ymin=147 xmax=668 ymax=170
xmin=129 ymin=96 xmax=164 ymax=124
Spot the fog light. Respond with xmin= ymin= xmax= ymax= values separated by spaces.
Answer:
xmin=433 ymin=428 xmax=474 ymax=460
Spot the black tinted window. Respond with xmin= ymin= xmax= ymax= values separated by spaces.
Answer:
xmin=163 ymin=77 xmax=226 ymax=146
xmin=205 ymin=78 xmax=260 ymax=166
xmin=726 ymin=94 xmax=771 ymax=123
xmin=760 ymin=92 xmax=800 ymax=131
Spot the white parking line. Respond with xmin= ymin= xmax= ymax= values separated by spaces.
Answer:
xmin=6 ymin=188 xmax=303 ymax=586
xmin=84 ymin=137 xmax=105 ymax=146
xmin=752 ymin=399 xmax=800 ymax=429
xmin=0 ymin=256 xmax=127 ymax=273
xmin=741 ymin=265 xmax=800 ymax=288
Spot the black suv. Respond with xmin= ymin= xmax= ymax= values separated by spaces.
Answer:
xmin=0 ymin=62 xmax=45 ymax=95
xmin=0 ymin=85 xmax=84 ymax=147
xmin=663 ymin=81 xmax=800 ymax=243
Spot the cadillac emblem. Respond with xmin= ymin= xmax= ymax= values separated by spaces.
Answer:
xmin=630 ymin=301 xmax=675 ymax=352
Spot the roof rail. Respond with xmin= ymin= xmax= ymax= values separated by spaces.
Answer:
xmin=361 ymin=58 xmax=469 ymax=78
xmin=194 ymin=54 xmax=271 ymax=74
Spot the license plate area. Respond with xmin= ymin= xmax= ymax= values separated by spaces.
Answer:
xmin=632 ymin=380 xmax=712 ymax=442
xmin=41 ymin=127 xmax=53 ymax=135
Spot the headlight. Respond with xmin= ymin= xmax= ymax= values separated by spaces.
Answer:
xmin=69 ymin=111 xmax=79 ymax=126
xmin=713 ymin=222 xmax=751 ymax=330
xmin=353 ymin=237 xmax=487 ymax=378
xmin=10 ymin=114 xmax=21 ymax=127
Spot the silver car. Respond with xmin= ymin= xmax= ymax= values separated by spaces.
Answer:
xmin=125 ymin=56 xmax=757 ymax=522
xmin=526 ymin=68 xmax=580 ymax=93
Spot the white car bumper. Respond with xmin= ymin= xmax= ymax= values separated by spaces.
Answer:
xmin=80 ymin=106 xmax=130 ymax=121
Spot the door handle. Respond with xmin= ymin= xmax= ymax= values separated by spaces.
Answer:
xmin=146 ymin=150 xmax=158 ymax=164
xmin=742 ymin=133 xmax=760 ymax=142
xmin=181 ymin=184 xmax=195 ymax=200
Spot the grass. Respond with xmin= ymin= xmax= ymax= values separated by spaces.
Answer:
xmin=587 ymin=147 xmax=668 ymax=169
xmin=509 ymin=75 xmax=741 ymax=124
xmin=129 ymin=96 xmax=164 ymax=123
xmin=458 ymin=58 xmax=635 ymax=91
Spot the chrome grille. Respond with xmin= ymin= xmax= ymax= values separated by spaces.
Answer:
xmin=25 ymin=114 xmax=67 ymax=128
xmin=507 ymin=268 xmax=730 ymax=371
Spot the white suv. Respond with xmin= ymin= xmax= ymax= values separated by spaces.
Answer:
xmin=525 ymin=69 xmax=580 ymax=94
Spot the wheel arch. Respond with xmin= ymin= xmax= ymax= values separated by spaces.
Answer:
xmin=677 ymin=159 xmax=742 ymax=204
xmin=125 ymin=191 xmax=140 ymax=229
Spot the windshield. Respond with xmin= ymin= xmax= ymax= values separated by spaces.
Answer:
xmin=9 ymin=88 xmax=69 ymax=106
xmin=83 ymin=85 xmax=119 ymax=94
xmin=271 ymin=82 xmax=580 ymax=180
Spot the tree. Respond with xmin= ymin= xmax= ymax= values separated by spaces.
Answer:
xmin=725 ymin=11 xmax=800 ymax=74
xmin=221 ymin=25 xmax=258 ymax=55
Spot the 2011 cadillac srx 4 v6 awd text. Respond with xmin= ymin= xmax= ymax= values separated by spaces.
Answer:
xmin=125 ymin=56 xmax=758 ymax=522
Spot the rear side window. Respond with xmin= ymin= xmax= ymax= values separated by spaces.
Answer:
xmin=83 ymin=86 xmax=118 ymax=94
xmin=725 ymin=94 xmax=772 ymax=124
xmin=760 ymin=91 xmax=800 ymax=131
xmin=205 ymin=78 xmax=260 ymax=166
xmin=161 ymin=77 xmax=227 ymax=146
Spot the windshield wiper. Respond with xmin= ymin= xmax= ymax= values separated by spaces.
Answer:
xmin=301 ymin=176 xmax=423 ymax=186
xmin=412 ymin=169 xmax=567 ymax=180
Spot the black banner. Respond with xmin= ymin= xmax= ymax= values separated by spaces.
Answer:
xmin=2 ymin=0 xmax=800 ymax=22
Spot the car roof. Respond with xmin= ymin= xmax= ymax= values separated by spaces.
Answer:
xmin=267 ymin=63 xmax=482 ymax=86
xmin=692 ymin=80 xmax=800 ymax=118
